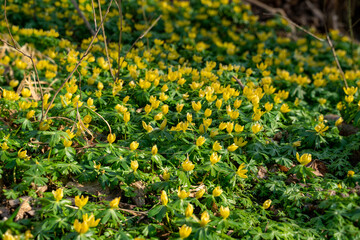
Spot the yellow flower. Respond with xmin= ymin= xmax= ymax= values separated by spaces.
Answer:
xmin=83 ymin=115 xmax=92 ymax=124
xmin=21 ymin=88 xmax=31 ymax=98
xmin=234 ymin=137 xmax=248 ymax=147
xmin=219 ymin=206 xmax=230 ymax=219
xmin=318 ymin=98 xmax=327 ymax=105
xmin=107 ymin=133 xmax=116 ymax=144
xmin=185 ymin=203 xmax=194 ymax=217
xmin=263 ymin=199 xmax=272 ymax=209
xmin=265 ymin=102 xmax=273 ymax=112
xmin=73 ymin=219 xmax=89 ymax=234
xmin=151 ymin=145 xmax=158 ymax=155
xmin=200 ymin=211 xmax=211 ymax=227
xmin=215 ymin=99 xmax=222 ymax=109
xmin=192 ymin=101 xmax=202 ymax=112
xmin=314 ymin=122 xmax=329 ymax=135
xmin=160 ymin=119 xmax=167 ymax=130
xmin=176 ymin=103 xmax=184 ymax=113
xmin=204 ymin=108 xmax=212 ymax=118
xmin=251 ymin=123 xmax=263 ymax=134
xmin=236 ymin=163 xmax=248 ymax=178
xmin=296 ymin=152 xmax=312 ymax=165
xmin=234 ymin=124 xmax=244 ymax=133
xmin=63 ymin=139 xmax=72 ymax=147
xmin=182 ymin=158 xmax=195 ymax=171
xmin=52 ymin=188 xmax=63 ymax=202
xmin=124 ymin=111 xmax=130 ymax=124
xmin=130 ymin=141 xmax=139 ymax=151
xmin=280 ymin=103 xmax=290 ymax=113
xmin=178 ymin=187 xmax=190 ymax=200
xmin=343 ymin=86 xmax=358 ymax=95
xmin=1 ymin=142 xmax=9 ymax=151
xmin=179 ymin=224 xmax=192 ymax=239
xmin=347 ymin=170 xmax=355 ymax=177
xmin=335 ymin=117 xmax=343 ymax=126
xmin=109 ymin=197 xmax=120 ymax=208
xmin=66 ymin=130 xmax=76 ymax=139
xmin=161 ymin=190 xmax=168 ymax=205
xmin=75 ymin=195 xmax=89 ymax=209
xmin=227 ymin=143 xmax=239 ymax=152
xmin=142 ymin=121 xmax=153 ymax=133
xmin=26 ymin=110 xmax=35 ymax=119
xmin=212 ymin=186 xmax=222 ymax=197
xmin=196 ymin=136 xmax=206 ymax=147
xmin=9 ymin=80 xmax=19 ymax=88
xmin=82 ymin=213 xmax=100 ymax=227
xmin=18 ymin=149 xmax=29 ymax=159
xmin=97 ymin=82 xmax=104 ymax=90
xmin=345 ymin=95 xmax=354 ymax=103
xmin=154 ymin=112 xmax=163 ymax=121
xmin=292 ymin=141 xmax=301 ymax=147
xmin=210 ymin=152 xmax=221 ymax=165
xmin=196 ymin=188 xmax=205 ymax=199
xmin=212 ymin=141 xmax=222 ymax=151
xmin=163 ymin=169 xmax=170 ymax=181
xmin=131 ymin=160 xmax=139 ymax=172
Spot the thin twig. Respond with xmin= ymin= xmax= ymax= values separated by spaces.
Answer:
xmin=232 ymin=76 xmax=245 ymax=89
xmin=85 ymin=106 xmax=112 ymax=134
xmin=4 ymin=0 xmax=18 ymax=48
xmin=97 ymin=0 xmax=116 ymax=81
xmin=116 ymin=0 xmax=123 ymax=81
xmin=43 ymin=0 xmax=114 ymax=119
xmin=141 ymin=0 xmax=150 ymax=49
xmin=0 ymin=39 xmax=45 ymax=120
xmin=76 ymin=102 xmax=93 ymax=141
xmin=123 ymin=15 xmax=162 ymax=60
xmin=326 ymin=35 xmax=348 ymax=88
xmin=91 ymin=0 xmax=97 ymax=31
xmin=347 ymin=0 xmax=354 ymax=58
xmin=70 ymin=0 xmax=96 ymax=36
xmin=48 ymin=116 xmax=76 ymax=123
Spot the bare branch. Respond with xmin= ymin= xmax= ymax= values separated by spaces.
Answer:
xmin=98 ymin=0 xmax=116 ymax=81
xmin=85 ymin=106 xmax=112 ymax=134
xmin=70 ymin=0 xmax=96 ymax=36
xmin=116 ymin=0 xmax=123 ymax=81
xmin=43 ymin=0 xmax=114 ymax=119
xmin=326 ymin=35 xmax=348 ymax=88
xmin=91 ymin=0 xmax=98 ymax=31
xmin=123 ymin=15 xmax=162 ymax=60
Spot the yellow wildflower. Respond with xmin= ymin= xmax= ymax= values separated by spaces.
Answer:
xmin=75 ymin=195 xmax=89 ymax=209
xmin=296 ymin=152 xmax=312 ymax=165
xmin=236 ymin=163 xmax=248 ymax=178
xmin=179 ymin=224 xmax=192 ymax=239
xmin=212 ymin=186 xmax=222 ymax=197
xmin=109 ymin=197 xmax=120 ymax=208
xmin=52 ymin=188 xmax=63 ymax=202
xmin=263 ymin=199 xmax=272 ymax=209
xmin=178 ymin=187 xmax=190 ymax=199
xmin=200 ymin=211 xmax=211 ymax=227
xmin=219 ymin=206 xmax=230 ymax=219
xmin=182 ymin=158 xmax=195 ymax=171
xmin=161 ymin=190 xmax=168 ymax=205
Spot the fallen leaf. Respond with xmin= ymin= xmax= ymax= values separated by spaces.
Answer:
xmin=257 ymin=166 xmax=268 ymax=179
xmin=15 ymin=197 xmax=32 ymax=221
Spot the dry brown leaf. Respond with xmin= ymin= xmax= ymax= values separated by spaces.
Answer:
xmin=15 ymin=198 xmax=32 ymax=221
xmin=130 ymin=181 xmax=146 ymax=207
xmin=257 ymin=166 xmax=268 ymax=179
xmin=308 ymin=159 xmax=327 ymax=177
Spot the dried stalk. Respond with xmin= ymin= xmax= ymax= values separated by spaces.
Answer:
xmin=43 ymin=0 xmax=114 ymax=120
xmin=326 ymin=35 xmax=348 ymax=88
xmin=70 ymin=0 xmax=96 ymax=36
xmin=97 ymin=0 xmax=116 ymax=81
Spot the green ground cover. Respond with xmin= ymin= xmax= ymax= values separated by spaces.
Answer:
xmin=0 ymin=0 xmax=360 ymax=239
